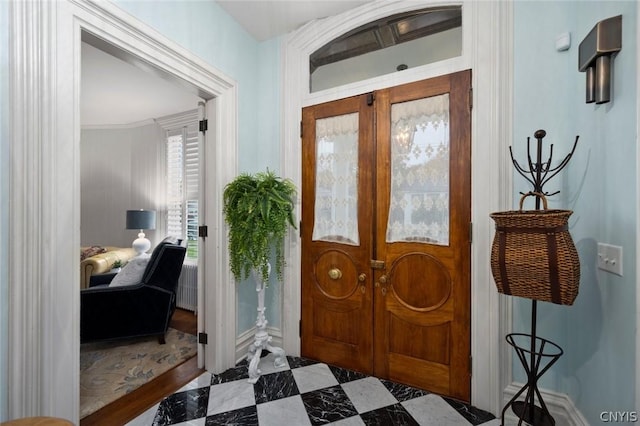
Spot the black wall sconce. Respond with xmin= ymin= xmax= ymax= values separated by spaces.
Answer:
xmin=578 ymin=15 xmax=622 ymax=104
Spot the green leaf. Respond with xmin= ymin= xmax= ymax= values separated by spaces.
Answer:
xmin=223 ymin=170 xmax=297 ymax=284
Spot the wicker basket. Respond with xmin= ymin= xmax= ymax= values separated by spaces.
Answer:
xmin=490 ymin=192 xmax=580 ymax=305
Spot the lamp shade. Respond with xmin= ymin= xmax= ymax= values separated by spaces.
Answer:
xmin=126 ymin=210 xmax=156 ymax=230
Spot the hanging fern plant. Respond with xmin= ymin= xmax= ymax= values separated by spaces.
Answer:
xmin=223 ymin=170 xmax=297 ymax=285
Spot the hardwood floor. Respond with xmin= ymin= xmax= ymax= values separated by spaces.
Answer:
xmin=169 ymin=307 xmax=198 ymax=336
xmin=80 ymin=309 xmax=202 ymax=426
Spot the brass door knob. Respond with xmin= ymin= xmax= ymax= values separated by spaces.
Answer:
xmin=358 ymin=273 xmax=366 ymax=282
xmin=379 ymin=275 xmax=388 ymax=284
xmin=328 ymin=268 xmax=342 ymax=280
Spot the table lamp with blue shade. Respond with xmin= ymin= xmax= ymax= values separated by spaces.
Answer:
xmin=126 ymin=209 xmax=156 ymax=256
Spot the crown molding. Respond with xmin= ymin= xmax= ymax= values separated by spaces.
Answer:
xmin=81 ymin=118 xmax=157 ymax=130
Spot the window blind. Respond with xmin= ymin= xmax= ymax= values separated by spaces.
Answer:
xmin=166 ymin=121 xmax=199 ymax=259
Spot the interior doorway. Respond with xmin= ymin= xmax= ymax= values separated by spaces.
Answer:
xmin=301 ymin=71 xmax=472 ymax=402
xmin=7 ymin=2 xmax=238 ymax=421
xmin=80 ymin=30 xmax=206 ymax=350
xmin=78 ymin=32 xmax=208 ymax=421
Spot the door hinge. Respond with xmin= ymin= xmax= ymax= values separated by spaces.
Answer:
xmin=299 ymin=319 xmax=302 ymax=337
xmin=469 ymin=355 xmax=472 ymax=376
xmin=367 ymin=93 xmax=375 ymax=106
xmin=198 ymin=332 xmax=208 ymax=345
xmin=199 ymin=225 xmax=208 ymax=238
xmin=300 ymin=120 xmax=303 ymax=138
xmin=469 ymin=222 xmax=473 ymax=243
xmin=199 ymin=119 xmax=208 ymax=133
xmin=299 ymin=221 xmax=302 ymax=238
xmin=469 ymin=87 xmax=473 ymax=110
xmin=370 ymin=259 xmax=385 ymax=269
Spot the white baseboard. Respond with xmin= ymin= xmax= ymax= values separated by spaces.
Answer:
xmin=501 ymin=383 xmax=588 ymax=425
xmin=235 ymin=327 xmax=284 ymax=364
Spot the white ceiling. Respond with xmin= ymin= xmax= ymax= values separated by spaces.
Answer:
xmin=81 ymin=1 xmax=369 ymax=127
xmin=81 ymin=43 xmax=203 ymax=127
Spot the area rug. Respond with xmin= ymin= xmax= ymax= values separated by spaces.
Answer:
xmin=80 ymin=328 xmax=197 ymax=418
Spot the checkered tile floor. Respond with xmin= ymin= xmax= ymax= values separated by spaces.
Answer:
xmin=127 ymin=354 xmax=498 ymax=425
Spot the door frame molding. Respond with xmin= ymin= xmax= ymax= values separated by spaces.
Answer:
xmin=281 ymin=0 xmax=513 ymax=414
xmin=8 ymin=0 xmax=237 ymax=421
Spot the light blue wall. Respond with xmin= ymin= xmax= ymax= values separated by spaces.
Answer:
xmin=236 ymin=37 xmax=285 ymax=334
xmin=255 ymin=37 xmax=283 ymax=172
xmin=513 ymin=1 xmax=637 ymax=422
xmin=0 ymin=0 xmax=9 ymax=420
xmin=113 ymin=1 xmax=284 ymax=337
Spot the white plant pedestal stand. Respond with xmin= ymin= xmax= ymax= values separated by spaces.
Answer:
xmin=246 ymin=265 xmax=286 ymax=383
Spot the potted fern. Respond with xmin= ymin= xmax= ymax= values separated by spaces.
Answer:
xmin=223 ymin=170 xmax=297 ymax=285
xmin=223 ymin=170 xmax=297 ymax=382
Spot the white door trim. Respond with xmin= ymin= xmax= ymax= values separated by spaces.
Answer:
xmin=281 ymin=0 xmax=513 ymax=414
xmin=8 ymin=0 xmax=236 ymax=421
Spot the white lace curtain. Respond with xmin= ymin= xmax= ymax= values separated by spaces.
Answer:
xmin=312 ymin=113 xmax=360 ymax=245
xmin=386 ymin=94 xmax=450 ymax=245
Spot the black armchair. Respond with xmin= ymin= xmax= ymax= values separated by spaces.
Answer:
xmin=80 ymin=237 xmax=187 ymax=344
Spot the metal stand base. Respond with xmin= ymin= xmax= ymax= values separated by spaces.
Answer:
xmin=501 ymin=332 xmax=563 ymax=426
xmin=246 ymin=266 xmax=286 ymax=384
xmin=511 ymin=401 xmax=555 ymax=426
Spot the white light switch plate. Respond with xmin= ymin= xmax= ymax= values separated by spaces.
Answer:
xmin=597 ymin=243 xmax=623 ymax=276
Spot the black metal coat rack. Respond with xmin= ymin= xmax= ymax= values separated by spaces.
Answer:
xmin=500 ymin=129 xmax=579 ymax=425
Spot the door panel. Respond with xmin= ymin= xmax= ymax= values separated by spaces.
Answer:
xmin=302 ymin=71 xmax=471 ymax=402
xmin=301 ymin=94 xmax=374 ymax=374
xmin=374 ymin=72 xmax=471 ymax=401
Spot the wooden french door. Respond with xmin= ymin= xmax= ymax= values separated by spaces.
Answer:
xmin=301 ymin=71 xmax=472 ymax=402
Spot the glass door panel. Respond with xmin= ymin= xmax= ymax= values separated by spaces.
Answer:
xmin=386 ymin=94 xmax=450 ymax=245
xmin=312 ymin=112 xmax=360 ymax=245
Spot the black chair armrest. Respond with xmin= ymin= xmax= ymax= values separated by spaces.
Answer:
xmin=89 ymin=272 xmax=119 ymax=287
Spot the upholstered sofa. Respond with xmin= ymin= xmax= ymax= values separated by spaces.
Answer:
xmin=80 ymin=246 xmax=137 ymax=289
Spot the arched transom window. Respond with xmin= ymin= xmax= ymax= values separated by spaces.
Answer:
xmin=310 ymin=7 xmax=463 ymax=92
